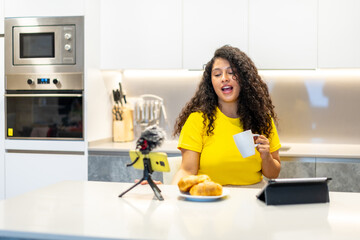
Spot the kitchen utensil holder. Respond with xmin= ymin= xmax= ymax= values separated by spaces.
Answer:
xmin=134 ymin=94 xmax=169 ymax=132
xmin=113 ymin=107 xmax=134 ymax=142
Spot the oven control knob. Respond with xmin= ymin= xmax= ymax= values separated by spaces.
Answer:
xmin=53 ymin=79 xmax=59 ymax=85
xmin=64 ymin=44 xmax=71 ymax=51
xmin=27 ymin=79 xmax=34 ymax=85
xmin=64 ymin=33 xmax=72 ymax=40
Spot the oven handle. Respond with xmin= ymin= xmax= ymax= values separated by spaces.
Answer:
xmin=5 ymin=93 xmax=83 ymax=97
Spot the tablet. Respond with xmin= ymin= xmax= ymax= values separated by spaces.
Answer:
xmin=257 ymin=177 xmax=331 ymax=205
xmin=129 ymin=150 xmax=170 ymax=172
xmin=267 ymin=177 xmax=331 ymax=184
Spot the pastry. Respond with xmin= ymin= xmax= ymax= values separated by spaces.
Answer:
xmin=189 ymin=180 xmax=223 ymax=196
xmin=178 ymin=174 xmax=211 ymax=192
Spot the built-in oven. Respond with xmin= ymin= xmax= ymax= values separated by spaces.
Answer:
xmin=4 ymin=16 xmax=84 ymax=140
xmin=5 ymin=91 xmax=83 ymax=140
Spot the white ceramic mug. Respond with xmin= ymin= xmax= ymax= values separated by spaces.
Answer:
xmin=233 ymin=130 xmax=259 ymax=158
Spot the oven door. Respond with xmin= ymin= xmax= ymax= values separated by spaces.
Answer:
xmin=5 ymin=92 xmax=83 ymax=140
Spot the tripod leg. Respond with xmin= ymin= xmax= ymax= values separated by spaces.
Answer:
xmin=147 ymin=176 xmax=164 ymax=201
xmin=118 ymin=177 xmax=144 ymax=198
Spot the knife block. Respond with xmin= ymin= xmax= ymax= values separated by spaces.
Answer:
xmin=113 ymin=107 xmax=134 ymax=142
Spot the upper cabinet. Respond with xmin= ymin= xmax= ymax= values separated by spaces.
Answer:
xmin=0 ymin=0 xmax=4 ymax=34
xmin=97 ymin=0 xmax=360 ymax=70
xmin=4 ymin=0 xmax=85 ymax=17
xmin=100 ymin=0 xmax=182 ymax=69
xmin=183 ymin=0 xmax=248 ymax=70
xmin=248 ymin=0 xmax=317 ymax=70
xmin=318 ymin=0 xmax=360 ymax=68
xmin=3 ymin=0 xmax=357 ymax=70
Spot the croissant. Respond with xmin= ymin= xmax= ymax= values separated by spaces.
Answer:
xmin=178 ymin=174 xmax=211 ymax=192
xmin=189 ymin=181 xmax=223 ymax=196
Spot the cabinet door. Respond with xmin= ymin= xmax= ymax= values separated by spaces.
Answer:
xmin=318 ymin=0 xmax=360 ymax=68
xmin=249 ymin=0 xmax=317 ymax=69
xmin=0 ymin=38 xmax=4 ymax=200
xmin=5 ymin=152 xmax=87 ymax=199
xmin=183 ymin=0 xmax=248 ymax=70
xmin=4 ymin=0 xmax=85 ymax=17
xmin=0 ymin=0 xmax=4 ymax=34
xmin=100 ymin=0 xmax=182 ymax=69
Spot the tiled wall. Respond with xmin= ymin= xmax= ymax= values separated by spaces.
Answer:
xmin=279 ymin=157 xmax=360 ymax=192
xmin=88 ymin=152 xmax=181 ymax=183
xmin=89 ymin=153 xmax=360 ymax=192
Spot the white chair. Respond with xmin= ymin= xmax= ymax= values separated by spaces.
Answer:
xmin=163 ymin=156 xmax=182 ymax=184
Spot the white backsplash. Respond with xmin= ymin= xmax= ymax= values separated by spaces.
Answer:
xmin=101 ymin=69 xmax=360 ymax=145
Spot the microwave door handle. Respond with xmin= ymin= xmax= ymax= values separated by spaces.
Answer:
xmin=5 ymin=94 xmax=83 ymax=97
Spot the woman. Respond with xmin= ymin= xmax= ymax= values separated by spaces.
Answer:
xmin=172 ymin=45 xmax=281 ymax=186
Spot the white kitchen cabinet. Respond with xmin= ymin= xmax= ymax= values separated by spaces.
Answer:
xmin=5 ymin=152 xmax=87 ymax=199
xmin=0 ymin=37 xmax=4 ymax=200
xmin=318 ymin=0 xmax=360 ymax=68
xmin=183 ymin=0 xmax=248 ymax=70
xmin=0 ymin=0 xmax=4 ymax=34
xmin=248 ymin=0 xmax=317 ymax=69
xmin=4 ymin=0 xmax=85 ymax=17
xmin=100 ymin=0 xmax=182 ymax=69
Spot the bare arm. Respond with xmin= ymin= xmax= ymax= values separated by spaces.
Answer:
xmin=171 ymin=148 xmax=200 ymax=185
xmin=256 ymin=135 xmax=281 ymax=179
xmin=261 ymin=150 xmax=281 ymax=179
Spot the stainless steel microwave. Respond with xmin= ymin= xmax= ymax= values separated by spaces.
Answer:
xmin=5 ymin=16 xmax=84 ymax=76
xmin=13 ymin=24 xmax=76 ymax=65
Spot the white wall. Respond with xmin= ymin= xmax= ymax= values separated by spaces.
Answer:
xmin=84 ymin=0 xmax=114 ymax=142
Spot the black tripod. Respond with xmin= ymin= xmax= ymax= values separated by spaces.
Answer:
xmin=118 ymin=152 xmax=164 ymax=201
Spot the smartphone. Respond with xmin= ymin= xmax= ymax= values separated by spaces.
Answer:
xmin=129 ymin=150 xmax=170 ymax=172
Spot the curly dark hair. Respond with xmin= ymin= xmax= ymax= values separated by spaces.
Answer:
xmin=173 ymin=45 xmax=278 ymax=138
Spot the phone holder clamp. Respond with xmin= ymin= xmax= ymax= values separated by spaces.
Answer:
xmin=118 ymin=155 xmax=164 ymax=201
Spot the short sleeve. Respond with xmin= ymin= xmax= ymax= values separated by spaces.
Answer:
xmin=177 ymin=112 xmax=205 ymax=153
xmin=269 ymin=118 xmax=282 ymax=152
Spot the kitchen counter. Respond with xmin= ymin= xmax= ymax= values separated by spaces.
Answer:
xmin=88 ymin=139 xmax=360 ymax=192
xmin=0 ymin=180 xmax=359 ymax=240
xmin=89 ymin=139 xmax=360 ymax=159
xmin=88 ymin=138 xmax=181 ymax=154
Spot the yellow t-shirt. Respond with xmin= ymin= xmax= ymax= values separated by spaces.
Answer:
xmin=177 ymin=107 xmax=281 ymax=185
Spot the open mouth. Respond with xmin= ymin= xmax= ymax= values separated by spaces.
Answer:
xmin=221 ymin=86 xmax=233 ymax=93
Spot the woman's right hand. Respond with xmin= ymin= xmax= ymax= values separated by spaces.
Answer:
xmin=171 ymin=149 xmax=200 ymax=185
xmin=135 ymin=179 xmax=162 ymax=185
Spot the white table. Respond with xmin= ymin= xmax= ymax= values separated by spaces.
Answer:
xmin=0 ymin=181 xmax=359 ymax=240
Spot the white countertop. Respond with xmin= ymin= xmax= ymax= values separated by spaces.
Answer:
xmin=89 ymin=139 xmax=360 ymax=159
xmin=278 ymin=142 xmax=360 ymax=159
xmin=0 ymin=181 xmax=359 ymax=240
xmin=88 ymin=138 xmax=181 ymax=154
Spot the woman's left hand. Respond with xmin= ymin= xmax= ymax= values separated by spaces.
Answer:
xmin=255 ymin=135 xmax=272 ymax=161
xmin=255 ymin=135 xmax=281 ymax=179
